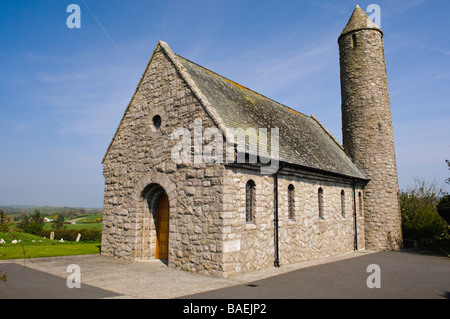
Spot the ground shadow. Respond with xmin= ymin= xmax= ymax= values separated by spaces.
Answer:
xmin=440 ymin=291 xmax=450 ymax=299
xmin=160 ymin=259 xmax=168 ymax=266
xmin=400 ymin=247 xmax=450 ymax=258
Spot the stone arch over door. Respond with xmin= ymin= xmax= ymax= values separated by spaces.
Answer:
xmin=142 ymin=183 xmax=168 ymax=260
xmin=131 ymin=172 xmax=177 ymax=261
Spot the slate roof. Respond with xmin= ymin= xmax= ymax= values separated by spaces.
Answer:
xmin=172 ymin=48 xmax=368 ymax=181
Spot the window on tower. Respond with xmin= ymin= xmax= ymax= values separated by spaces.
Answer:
xmin=352 ymin=33 xmax=357 ymax=48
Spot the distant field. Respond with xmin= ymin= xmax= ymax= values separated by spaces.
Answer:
xmin=42 ymin=221 xmax=102 ymax=230
xmin=24 ymin=213 xmax=104 ymax=230
xmin=49 ymin=223 xmax=102 ymax=230
xmin=71 ymin=214 xmax=102 ymax=223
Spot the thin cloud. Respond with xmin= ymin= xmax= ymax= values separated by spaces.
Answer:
xmin=81 ymin=0 xmax=118 ymax=48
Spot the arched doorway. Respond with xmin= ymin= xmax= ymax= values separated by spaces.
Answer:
xmin=142 ymin=183 xmax=170 ymax=261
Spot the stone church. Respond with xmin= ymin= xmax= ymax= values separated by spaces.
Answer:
xmin=101 ymin=6 xmax=403 ymax=277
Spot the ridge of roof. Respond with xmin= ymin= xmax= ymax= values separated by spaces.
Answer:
xmin=309 ymin=114 xmax=344 ymax=151
xmin=174 ymin=53 xmax=309 ymax=120
xmin=157 ymin=41 xmax=232 ymax=142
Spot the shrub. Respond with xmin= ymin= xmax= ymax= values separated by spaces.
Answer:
xmin=437 ymin=195 xmax=450 ymax=225
xmin=400 ymin=179 xmax=449 ymax=243
xmin=40 ymin=228 xmax=101 ymax=242
xmin=24 ymin=222 xmax=44 ymax=235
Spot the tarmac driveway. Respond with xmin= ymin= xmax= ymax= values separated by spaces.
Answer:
xmin=0 ymin=249 xmax=448 ymax=299
xmin=183 ymin=249 xmax=450 ymax=299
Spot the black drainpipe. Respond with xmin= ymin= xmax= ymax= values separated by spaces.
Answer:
xmin=273 ymin=162 xmax=284 ymax=268
xmin=353 ymin=181 xmax=358 ymax=251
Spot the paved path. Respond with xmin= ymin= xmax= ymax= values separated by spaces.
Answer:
xmin=0 ymin=249 xmax=448 ymax=299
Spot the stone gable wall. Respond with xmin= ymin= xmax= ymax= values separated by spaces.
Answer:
xmin=101 ymin=45 xmax=226 ymax=276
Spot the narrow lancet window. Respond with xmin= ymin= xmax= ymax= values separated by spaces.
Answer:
xmin=246 ymin=180 xmax=256 ymax=223
xmin=288 ymin=184 xmax=295 ymax=220
xmin=358 ymin=192 xmax=363 ymax=217
xmin=341 ymin=190 xmax=346 ymax=218
xmin=318 ymin=187 xmax=324 ymax=219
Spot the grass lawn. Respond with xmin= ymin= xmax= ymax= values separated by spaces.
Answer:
xmin=1 ymin=243 xmax=100 ymax=260
xmin=0 ymin=231 xmax=101 ymax=260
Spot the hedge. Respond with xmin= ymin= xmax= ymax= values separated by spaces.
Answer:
xmin=40 ymin=228 xmax=101 ymax=242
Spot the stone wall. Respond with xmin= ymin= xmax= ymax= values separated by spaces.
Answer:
xmin=221 ymin=167 xmax=275 ymax=275
xmin=101 ymin=44 xmax=226 ymax=276
xmin=221 ymin=165 xmax=365 ymax=277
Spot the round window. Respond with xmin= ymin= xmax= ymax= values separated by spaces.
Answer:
xmin=152 ymin=115 xmax=161 ymax=130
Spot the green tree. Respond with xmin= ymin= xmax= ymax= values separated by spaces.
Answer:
xmin=437 ymin=195 xmax=450 ymax=225
xmin=0 ymin=210 xmax=11 ymax=232
xmin=446 ymin=159 xmax=450 ymax=185
xmin=400 ymin=178 xmax=449 ymax=242
xmin=24 ymin=222 xmax=43 ymax=235
xmin=52 ymin=214 xmax=65 ymax=230
xmin=30 ymin=209 xmax=44 ymax=226
xmin=16 ymin=215 xmax=30 ymax=230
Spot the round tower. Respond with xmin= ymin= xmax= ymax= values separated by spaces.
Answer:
xmin=338 ymin=5 xmax=402 ymax=250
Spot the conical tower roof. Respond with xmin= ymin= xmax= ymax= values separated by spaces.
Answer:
xmin=339 ymin=5 xmax=382 ymax=40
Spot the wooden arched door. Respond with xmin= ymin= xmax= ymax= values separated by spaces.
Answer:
xmin=156 ymin=194 xmax=169 ymax=260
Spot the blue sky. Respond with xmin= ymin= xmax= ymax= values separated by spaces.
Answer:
xmin=0 ymin=0 xmax=449 ymax=208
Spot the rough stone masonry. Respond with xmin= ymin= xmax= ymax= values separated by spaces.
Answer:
xmin=338 ymin=5 xmax=403 ymax=251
